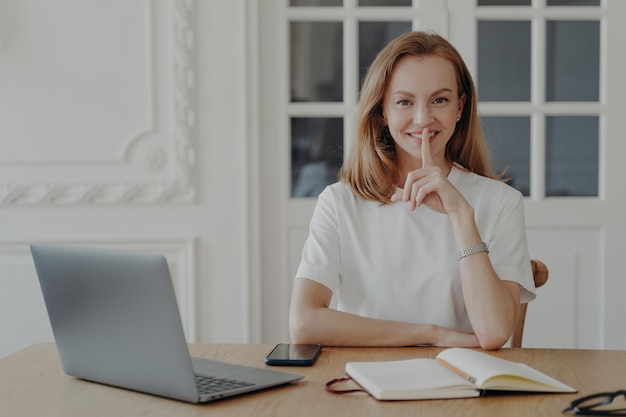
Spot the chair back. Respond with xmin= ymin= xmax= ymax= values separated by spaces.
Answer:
xmin=510 ymin=260 xmax=548 ymax=348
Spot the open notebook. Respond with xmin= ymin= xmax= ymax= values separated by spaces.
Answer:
xmin=333 ymin=348 xmax=576 ymax=400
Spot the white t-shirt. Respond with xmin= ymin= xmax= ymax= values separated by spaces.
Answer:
xmin=295 ymin=165 xmax=536 ymax=333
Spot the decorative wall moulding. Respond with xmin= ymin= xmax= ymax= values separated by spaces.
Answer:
xmin=0 ymin=0 xmax=196 ymax=206
xmin=0 ymin=180 xmax=195 ymax=205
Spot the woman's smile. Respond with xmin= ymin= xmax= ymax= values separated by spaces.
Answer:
xmin=406 ymin=129 xmax=438 ymax=142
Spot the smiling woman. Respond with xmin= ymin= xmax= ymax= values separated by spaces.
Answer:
xmin=288 ymin=31 xmax=536 ymax=351
xmin=382 ymin=55 xmax=465 ymax=177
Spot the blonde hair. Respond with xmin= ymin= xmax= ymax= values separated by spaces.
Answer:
xmin=339 ymin=31 xmax=494 ymax=203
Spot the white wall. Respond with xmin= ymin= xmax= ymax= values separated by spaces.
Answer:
xmin=0 ymin=0 xmax=254 ymax=357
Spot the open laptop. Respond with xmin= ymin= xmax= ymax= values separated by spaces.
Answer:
xmin=30 ymin=243 xmax=304 ymax=403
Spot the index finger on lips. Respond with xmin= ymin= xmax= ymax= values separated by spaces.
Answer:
xmin=421 ymin=127 xmax=433 ymax=169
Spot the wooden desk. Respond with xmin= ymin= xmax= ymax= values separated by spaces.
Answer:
xmin=1 ymin=343 xmax=624 ymax=417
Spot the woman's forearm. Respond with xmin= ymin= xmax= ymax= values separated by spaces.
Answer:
xmin=450 ymin=206 xmax=520 ymax=350
xmin=289 ymin=278 xmax=480 ymax=347
xmin=290 ymin=305 xmax=434 ymax=347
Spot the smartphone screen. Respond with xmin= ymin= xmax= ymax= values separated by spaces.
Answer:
xmin=264 ymin=343 xmax=322 ymax=366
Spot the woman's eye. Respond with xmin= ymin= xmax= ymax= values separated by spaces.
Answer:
xmin=396 ymin=99 xmax=411 ymax=106
xmin=433 ymin=97 xmax=449 ymax=105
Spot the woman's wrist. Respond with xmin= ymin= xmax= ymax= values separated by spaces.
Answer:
xmin=448 ymin=204 xmax=474 ymax=227
xmin=448 ymin=205 xmax=483 ymax=250
xmin=412 ymin=323 xmax=438 ymax=346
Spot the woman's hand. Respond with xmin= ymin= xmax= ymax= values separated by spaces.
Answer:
xmin=391 ymin=127 xmax=470 ymax=217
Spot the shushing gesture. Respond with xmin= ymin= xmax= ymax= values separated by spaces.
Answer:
xmin=390 ymin=127 xmax=470 ymax=217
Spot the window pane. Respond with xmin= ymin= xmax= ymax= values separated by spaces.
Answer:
xmin=290 ymin=22 xmax=343 ymax=102
xmin=546 ymin=116 xmax=599 ymax=197
xmin=359 ymin=0 xmax=411 ymax=5
xmin=482 ymin=116 xmax=531 ymax=196
xmin=547 ymin=0 xmax=600 ymax=5
xmin=290 ymin=0 xmax=342 ymax=6
xmin=477 ymin=21 xmax=531 ymax=102
xmin=359 ymin=22 xmax=412 ymax=89
xmin=546 ymin=20 xmax=599 ymax=102
xmin=478 ymin=0 xmax=531 ymax=5
xmin=291 ymin=118 xmax=344 ymax=198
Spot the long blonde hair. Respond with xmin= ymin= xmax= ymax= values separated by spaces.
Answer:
xmin=339 ymin=31 xmax=494 ymax=203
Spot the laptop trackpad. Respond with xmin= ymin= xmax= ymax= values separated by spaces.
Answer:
xmin=191 ymin=357 xmax=304 ymax=386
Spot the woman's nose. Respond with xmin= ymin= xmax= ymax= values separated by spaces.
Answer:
xmin=413 ymin=105 xmax=433 ymax=126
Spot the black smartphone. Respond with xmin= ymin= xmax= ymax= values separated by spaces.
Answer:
xmin=264 ymin=343 xmax=322 ymax=366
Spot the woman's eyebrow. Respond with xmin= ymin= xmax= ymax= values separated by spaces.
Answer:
xmin=389 ymin=88 xmax=454 ymax=97
xmin=431 ymin=88 xmax=454 ymax=96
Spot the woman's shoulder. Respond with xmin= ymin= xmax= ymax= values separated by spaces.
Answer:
xmin=317 ymin=181 xmax=379 ymax=212
xmin=452 ymin=166 xmax=523 ymax=202
xmin=319 ymin=181 xmax=356 ymax=199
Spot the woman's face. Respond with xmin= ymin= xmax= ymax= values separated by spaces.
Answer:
xmin=382 ymin=55 xmax=465 ymax=175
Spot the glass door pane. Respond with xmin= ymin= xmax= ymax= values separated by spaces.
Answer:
xmin=547 ymin=0 xmax=600 ymax=5
xmin=290 ymin=22 xmax=343 ymax=102
xmin=546 ymin=20 xmax=599 ymax=102
xmin=290 ymin=0 xmax=343 ymax=6
xmin=546 ymin=116 xmax=599 ymax=197
xmin=359 ymin=21 xmax=412 ymax=89
xmin=359 ymin=0 xmax=411 ymax=5
xmin=482 ymin=117 xmax=531 ymax=196
xmin=477 ymin=20 xmax=531 ymax=102
xmin=291 ymin=117 xmax=344 ymax=197
xmin=478 ymin=0 xmax=531 ymax=5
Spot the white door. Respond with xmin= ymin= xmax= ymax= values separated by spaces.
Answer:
xmin=258 ymin=0 xmax=626 ymax=348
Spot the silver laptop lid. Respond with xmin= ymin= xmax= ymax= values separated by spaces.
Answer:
xmin=31 ymin=243 xmax=200 ymax=403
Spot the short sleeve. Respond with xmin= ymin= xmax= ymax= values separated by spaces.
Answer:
xmin=294 ymin=187 xmax=343 ymax=291
xmin=488 ymin=190 xmax=536 ymax=303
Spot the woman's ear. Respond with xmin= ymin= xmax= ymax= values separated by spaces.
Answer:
xmin=457 ymin=93 xmax=467 ymax=119
xmin=381 ymin=113 xmax=388 ymax=126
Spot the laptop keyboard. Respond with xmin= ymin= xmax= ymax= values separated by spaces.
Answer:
xmin=195 ymin=374 xmax=255 ymax=395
